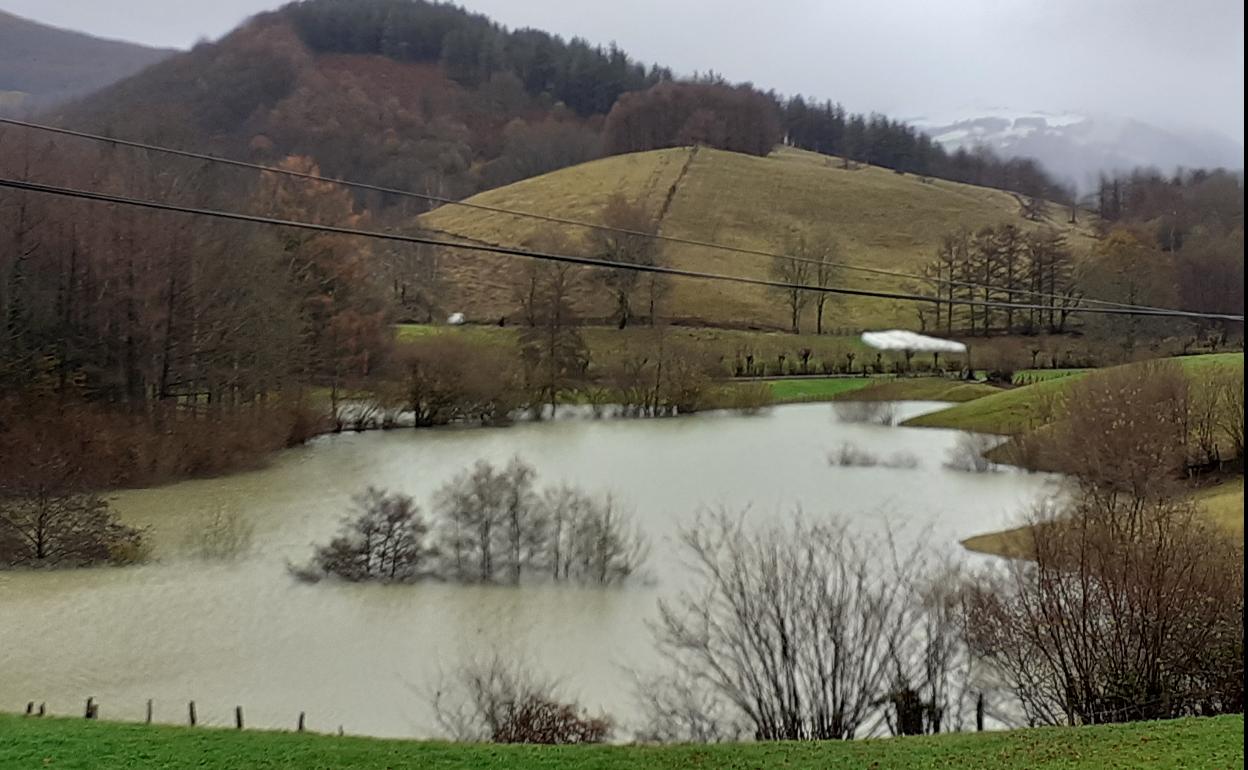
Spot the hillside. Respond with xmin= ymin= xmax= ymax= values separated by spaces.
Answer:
xmin=0 ymin=11 xmax=173 ymax=114
xmin=903 ymin=352 xmax=1243 ymax=434
xmin=48 ymin=1 xmax=658 ymax=203
xmin=419 ymin=144 xmax=1099 ymax=330
xmin=0 ymin=714 xmax=1240 ymax=770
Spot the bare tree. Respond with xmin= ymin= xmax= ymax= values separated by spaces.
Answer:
xmin=771 ymin=236 xmax=814 ymax=333
xmin=294 ymin=487 xmax=434 ymax=582
xmin=649 ymin=510 xmax=922 ymax=740
xmin=571 ymin=494 xmax=650 ymax=585
xmin=0 ymin=411 xmax=145 ymax=568
xmin=517 ymin=261 xmax=588 ymax=418
xmin=963 ymin=493 xmax=1244 ymax=725
xmin=1216 ymin=365 xmax=1244 ymax=465
xmin=807 ymin=232 xmax=844 ymax=334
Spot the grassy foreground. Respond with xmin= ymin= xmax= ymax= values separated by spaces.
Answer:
xmin=0 ymin=714 xmax=1241 ymax=770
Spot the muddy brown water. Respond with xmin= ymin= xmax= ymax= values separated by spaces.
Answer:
xmin=0 ymin=402 xmax=1057 ymax=737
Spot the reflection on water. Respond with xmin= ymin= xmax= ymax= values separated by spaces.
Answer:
xmin=0 ymin=402 xmax=1058 ymax=737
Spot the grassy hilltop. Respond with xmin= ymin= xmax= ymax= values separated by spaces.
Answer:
xmin=420 ymin=145 xmax=1097 ymax=331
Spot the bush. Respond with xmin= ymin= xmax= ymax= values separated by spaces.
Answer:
xmin=0 ymin=491 xmax=145 ymax=569
xmin=965 ymin=494 xmax=1244 ymax=724
xmin=493 ymin=697 xmax=611 ymax=744
xmin=831 ymin=442 xmax=879 ymax=467
xmin=944 ymin=432 xmax=1001 ymax=473
xmin=388 ymin=337 xmax=521 ymax=427
xmin=832 ymin=401 xmax=896 ymax=425
xmin=294 ymin=488 xmax=434 ymax=582
xmin=430 ymin=654 xmax=611 ymax=744
xmin=183 ymin=507 xmax=255 ymax=561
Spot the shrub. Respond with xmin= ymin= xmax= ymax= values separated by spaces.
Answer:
xmin=944 ymin=432 xmax=1001 ymax=473
xmin=295 ymin=488 xmax=434 ymax=582
xmin=430 ymin=654 xmax=611 ymax=744
xmin=831 ymin=442 xmax=879 ymax=467
xmin=183 ymin=507 xmax=255 ymax=561
xmin=832 ymin=401 xmax=896 ymax=425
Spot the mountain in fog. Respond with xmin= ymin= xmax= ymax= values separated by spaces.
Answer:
xmin=0 ymin=10 xmax=175 ymax=115
xmin=912 ymin=109 xmax=1245 ymax=193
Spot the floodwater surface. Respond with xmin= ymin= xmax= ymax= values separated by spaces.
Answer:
xmin=0 ymin=402 xmax=1057 ymax=737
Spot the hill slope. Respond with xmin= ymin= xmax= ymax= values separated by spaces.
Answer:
xmin=0 ymin=714 xmax=1240 ymax=770
xmin=903 ymin=352 xmax=1243 ymax=434
xmin=420 ymin=145 xmax=1099 ymax=330
xmin=0 ymin=11 xmax=174 ymax=114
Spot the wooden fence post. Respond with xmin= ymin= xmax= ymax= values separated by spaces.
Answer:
xmin=188 ymin=701 xmax=197 ymax=727
xmin=297 ymin=712 xmax=306 ymax=732
xmin=235 ymin=706 xmax=244 ymax=730
xmin=146 ymin=699 xmax=153 ymax=725
xmin=84 ymin=697 xmax=97 ymax=719
xmin=25 ymin=702 xmax=33 ymax=716
xmin=38 ymin=703 xmax=45 ymax=717
xmin=976 ymin=692 xmax=985 ymax=732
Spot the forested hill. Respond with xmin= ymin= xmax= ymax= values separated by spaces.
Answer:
xmin=0 ymin=10 xmax=174 ymax=114
xmin=50 ymin=0 xmax=1069 ymax=206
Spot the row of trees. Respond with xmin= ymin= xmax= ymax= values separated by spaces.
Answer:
xmin=0 ymin=126 xmax=392 ymax=489
xmin=285 ymin=0 xmax=670 ymax=117
xmin=768 ymin=230 xmax=844 ymax=334
xmin=918 ymin=224 xmax=1081 ymax=336
xmin=1091 ymin=169 xmax=1244 ymax=346
xmin=603 ymin=81 xmax=782 ymax=158
xmin=297 ymin=458 xmax=649 ymax=585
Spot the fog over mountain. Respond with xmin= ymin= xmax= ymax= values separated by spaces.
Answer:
xmin=912 ymin=109 xmax=1245 ymax=193
xmin=0 ymin=9 xmax=174 ymax=114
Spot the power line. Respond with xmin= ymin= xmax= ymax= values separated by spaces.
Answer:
xmin=0 ymin=116 xmax=1191 ymax=316
xmin=2 ymin=176 xmax=1242 ymax=322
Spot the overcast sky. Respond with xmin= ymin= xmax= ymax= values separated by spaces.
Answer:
xmin=3 ymin=0 xmax=1243 ymax=138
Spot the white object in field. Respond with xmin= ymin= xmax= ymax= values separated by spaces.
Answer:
xmin=447 ymin=312 xmax=466 ymax=326
xmin=860 ymin=330 xmax=967 ymax=353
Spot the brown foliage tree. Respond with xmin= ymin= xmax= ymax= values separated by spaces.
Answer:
xmin=603 ymin=80 xmax=781 ymax=157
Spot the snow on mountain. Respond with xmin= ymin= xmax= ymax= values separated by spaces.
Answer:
xmin=909 ymin=108 xmax=1244 ymax=193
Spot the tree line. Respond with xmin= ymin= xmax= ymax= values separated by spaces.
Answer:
xmin=917 ymin=224 xmax=1081 ymax=337
xmin=294 ymin=458 xmax=649 ymax=586
xmin=779 ymin=95 xmax=1071 ymax=201
xmin=0 ymin=129 xmax=393 ymax=489
xmin=285 ymin=0 xmax=671 ymax=117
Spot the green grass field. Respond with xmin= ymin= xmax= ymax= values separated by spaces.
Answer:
xmin=766 ymin=377 xmax=871 ymax=402
xmin=904 ymin=353 xmax=1244 ymax=435
xmin=944 ymin=353 xmax=1245 ymax=557
xmin=1194 ymin=476 xmax=1246 ymax=536
xmin=417 ymin=145 xmax=1097 ymax=331
xmin=829 ymin=377 xmax=1003 ymax=403
xmin=0 ymin=714 xmax=1240 ymax=770
xmin=1012 ymin=368 xmax=1088 ymax=385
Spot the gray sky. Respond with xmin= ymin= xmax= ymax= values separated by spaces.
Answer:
xmin=3 ymin=0 xmax=1243 ymax=138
